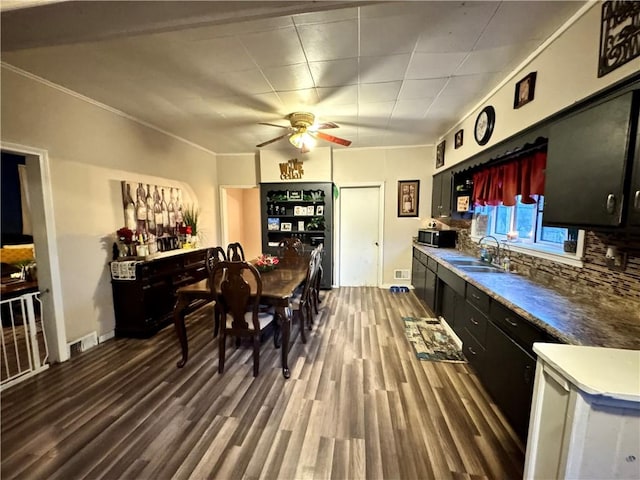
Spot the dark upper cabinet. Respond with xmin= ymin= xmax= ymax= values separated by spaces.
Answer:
xmin=431 ymin=171 xmax=452 ymax=218
xmin=544 ymin=90 xmax=639 ymax=228
xmin=628 ymin=103 xmax=640 ymax=227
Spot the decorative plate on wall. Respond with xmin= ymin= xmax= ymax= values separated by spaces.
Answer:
xmin=474 ymin=106 xmax=495 ymax=146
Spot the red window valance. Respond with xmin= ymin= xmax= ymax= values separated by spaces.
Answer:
xmin=472 ymin=150 xmax=546 ymax=206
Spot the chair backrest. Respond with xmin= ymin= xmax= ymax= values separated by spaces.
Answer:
xmin=278 ymin=237 xmax=303 ymax=260
xmin=226 ymin=242 xmax=246 ymax=261
xmin=205 ymin=246 xmax=227 ymax=276
xmin=309 ymin=245 xmax=322 ymax=286
xmin=211 ymin=261 xmax=262 ymax=331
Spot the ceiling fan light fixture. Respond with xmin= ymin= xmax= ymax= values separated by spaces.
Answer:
xmin=289 ymin=130 xmax=316 ymax=151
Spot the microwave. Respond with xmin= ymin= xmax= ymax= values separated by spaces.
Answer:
xmin=417 ymin=229 xmax=457 ymax=248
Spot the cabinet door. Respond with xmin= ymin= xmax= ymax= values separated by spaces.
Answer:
xmin=440 ymin=283 xmax=458 ymax=331
xmin=431 ymin=174 xmax=443 ymax=218
xmin=425 ymin=268 xmax=436 ymax=313
xmin=484 ymin=320 xmax=536 ymax=441
xmin=412 ymin=257 xmax=427 ymax=305
xmin=544 ymin=92 xmax=635 ymax=227
xmin=431 ymin=172 xmax=453 ymax=218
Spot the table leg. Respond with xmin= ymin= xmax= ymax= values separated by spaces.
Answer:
xmin=276 ymin=306 xmax=291 ymax=379
xmin=173 ymin=294 xmax=191 ymax=368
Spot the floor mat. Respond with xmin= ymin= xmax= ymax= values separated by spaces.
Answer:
xmin=403 ymin=317 xmax=466 ymax=363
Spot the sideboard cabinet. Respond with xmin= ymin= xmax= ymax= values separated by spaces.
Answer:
xmin=110 ymin=248 xmax=209 ymax=337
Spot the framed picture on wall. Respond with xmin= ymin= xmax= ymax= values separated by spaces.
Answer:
xmin=436 ymin=141 xmax=445 ymax=168
xmin=454 ymin=129 xmax=463 ymax=149
xmin=398 ymin=180 xmax=420 ymax=217
xmin=514 ymin=72 xmax=537 ymax=109
xmin=281 ymin=222 xmax=292 ymax=231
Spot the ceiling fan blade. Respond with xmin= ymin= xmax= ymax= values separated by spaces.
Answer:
xmin=258 ymin=122 xmax=291 ymax=129
xmin=256 ymin=133 xmax=291 ymax=148
xmin=314 ymin=122 xmax=339 ymax=130
xmin=315 ymin=131 xmax=352 ymax=147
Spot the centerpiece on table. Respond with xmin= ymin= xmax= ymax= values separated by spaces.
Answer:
xmin=256 ymin=254 xmax=279 ymax=272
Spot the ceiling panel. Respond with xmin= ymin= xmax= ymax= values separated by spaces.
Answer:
xmin=0 ymin=0 xmax=587 ymax=153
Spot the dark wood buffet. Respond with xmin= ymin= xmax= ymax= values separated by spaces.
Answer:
xmin=110 ymin=248 xmax=209 ymax=337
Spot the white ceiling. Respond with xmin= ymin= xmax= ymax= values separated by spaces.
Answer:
xmin=1 ymin=1 xmax=585 ymax=155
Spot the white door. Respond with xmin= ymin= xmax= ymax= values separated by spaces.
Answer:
xmin=339 ymin=186 xmax=380 ymax=286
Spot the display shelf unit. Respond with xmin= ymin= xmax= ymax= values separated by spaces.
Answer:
xmin=260 ymin=182 xmax=332 ymax=289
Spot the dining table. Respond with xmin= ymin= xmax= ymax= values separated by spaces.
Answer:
xmin=172 ymin=256 xmax=309 ymax=379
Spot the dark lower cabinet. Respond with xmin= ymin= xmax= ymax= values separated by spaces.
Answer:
xmin=439 ymin=282 xmax=459 ymax=331
xmin=111 ymin=249 xmax=209 ymax=337
xmin=411 ymin=251 xmax=427 ymax=303
xmin=483 ymin=320 xmax=536 ymax=441
xmin=425 ymin=268 xmax=436 ymax=312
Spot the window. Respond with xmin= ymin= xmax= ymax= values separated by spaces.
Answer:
xmin=471 ymin=195 xmax=580 ymax=257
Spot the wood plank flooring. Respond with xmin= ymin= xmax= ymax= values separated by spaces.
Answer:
xmin=1 ymin=287 xmax=525 ymax=479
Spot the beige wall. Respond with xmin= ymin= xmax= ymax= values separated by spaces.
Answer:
xmin=260 ymin=147 xmax=332 ymax=183
xmin=334 ymin=146 xmax=434 ymax=286
xmin=438 ymin=2 xmax=640 ymax=169
xmin=1 ymin=66 xmax=219 ymax=342
xmin=223 ymin=187 xmax=261 ymax=260
xmin=217 ymin=153 xmax=259 ymax=185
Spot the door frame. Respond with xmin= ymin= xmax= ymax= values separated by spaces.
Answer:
xmin=335 ymin=182 xmax=385 ymax=287
xmin=1 ymin=141 xmax=68 ymax=362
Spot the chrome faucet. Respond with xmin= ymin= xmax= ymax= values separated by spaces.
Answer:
xmin=478 ymin=235 xmax=501 ymax=265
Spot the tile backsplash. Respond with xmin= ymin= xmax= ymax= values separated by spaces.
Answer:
xmin=454 ymin=226 xmax=640 ymax=303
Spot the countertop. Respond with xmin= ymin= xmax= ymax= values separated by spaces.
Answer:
xmin=533 ymin=344 xmax=640 ymax=402
xmin=414 ymin=243 xmax=640 ymax=350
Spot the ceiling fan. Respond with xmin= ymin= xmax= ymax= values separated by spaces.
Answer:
xmin=256 ymin=112 xmax=352 ymax=153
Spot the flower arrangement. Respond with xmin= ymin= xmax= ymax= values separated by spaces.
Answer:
xmin=117 ymin=227 xmax=134 ymax=244
xmin=256 ymin=254 xmax=279 ymax=272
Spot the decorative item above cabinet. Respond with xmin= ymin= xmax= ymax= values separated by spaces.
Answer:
xmin=543 ymin=88 xmax=640 ymax=230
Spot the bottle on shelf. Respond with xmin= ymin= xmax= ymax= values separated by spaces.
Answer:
xmin=135 ymin=182 xmax=147 ymax=233
xmin=154 ymin=186 xmax=163 ymax=236
xmin=146 ymin=184 xmax=156 ymax=235
xmin=168 ymin=187 xmax=176 ymax=234
xmin=161 ymin=188 xmax=169 ymax=233
xmin=124 ymin=183 xmax=136 ymax=232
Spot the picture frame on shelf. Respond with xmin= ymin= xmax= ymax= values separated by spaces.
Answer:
xmin=454 ymin=129 xmax=463 ymax=149
xmin=298 ymin=221 xmax=305 ymax=231
xmin=281 ymin=222 xmax=292 ymax=231
xmin=398 ymin=180 xmax=420 ymax=218
xmin=316 ymin=205 xmax=324 ymax=215
xmin=287 ymin=190 xmax=303 ymax=201
xmin=306 ymin=206 xmax=315 ymax=215
xmin=514 ymin=72 xmax=536 ymax=109
xmin=267 ymin=218 xmax=280 ymax=231
xmin=436 ymin=140 xmax=445 ymax=168
xmin=294 ymin=205 xmax=305 ymax=216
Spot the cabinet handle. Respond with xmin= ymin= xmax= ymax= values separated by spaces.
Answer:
xmin=606 ymin=194 xmax=616 ymax=214
xmin=470 ymin=317 xmax=479 ymax=326
xmin=471 ymin=293 xmax=480 ymax=301
xmin=505 ymin=317 xmax=518 ymax=327
xmin=524 ymin=365 xmax=533 ymax=384
xmin=634 ymin=190 xmax=640 ymax=210
xmin=467 ymin=346 xmax=477 ymax=356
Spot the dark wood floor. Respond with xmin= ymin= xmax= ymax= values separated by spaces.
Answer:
xmin=1 ymin=287 xmax=524 ymax=479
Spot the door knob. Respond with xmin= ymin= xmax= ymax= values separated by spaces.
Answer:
xmin=375 ymin=242 xmax=379 ymax=246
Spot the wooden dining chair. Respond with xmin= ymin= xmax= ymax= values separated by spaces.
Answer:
xmin=311 ymin=243 xmax=324 ymax=314
xmin=288 ymin=250 xmax=318 ymax=344
xmin=211 ymin=260 xmax=276 ymax=377
xmin=278 ymin=237 xmax=303 ymax=261
xmin=226 ymin=242 xmax=246 ymax=261
xmin=206 ymin=247 xmax=227 ymax=337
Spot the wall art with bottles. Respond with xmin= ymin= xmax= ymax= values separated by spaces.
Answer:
xmin=120 ymin=181 xmax=184 ymax=238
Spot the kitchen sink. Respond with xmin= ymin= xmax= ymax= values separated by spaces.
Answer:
xmin=447 ymin=259 xmax=489 ymax=266
xmin=458 ymin=265 xmax=505 ymax=273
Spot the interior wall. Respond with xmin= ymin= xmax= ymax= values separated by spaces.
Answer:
xmin=333 ymin=146 xmax=434 ymax=286
xmin=438 ymin=2 xmax=640 ymax=169
xmin=1 ymin=66 xmax=219 ymax=343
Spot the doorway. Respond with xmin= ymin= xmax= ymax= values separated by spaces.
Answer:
xmin=219 ymin=186 xmax=261 ymax=259
xmin=1 ymin=143 xmax=67 ymax=365
xmin=338 ymin=185 xmax=383 ymax=286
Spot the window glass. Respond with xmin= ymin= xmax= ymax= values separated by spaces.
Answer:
xmin=495 ymin=205 xmax=510 ymax=235
xmin=514 ymin=197 xmax=537 ymax=241
xmin=471 ymin=195 xmax=572 ymax=254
